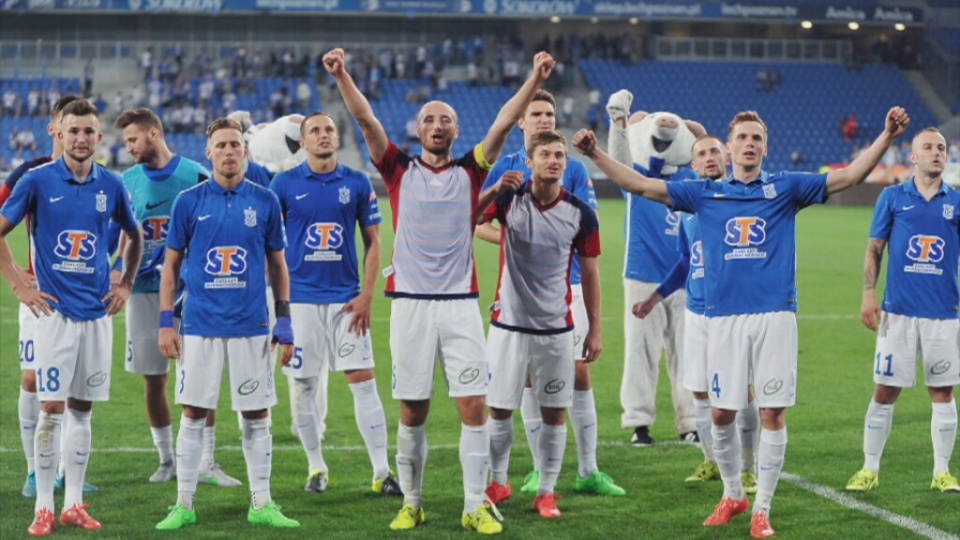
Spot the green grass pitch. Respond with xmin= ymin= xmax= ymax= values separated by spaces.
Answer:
xmin=0 ymin=199 xmax=957 ymax=539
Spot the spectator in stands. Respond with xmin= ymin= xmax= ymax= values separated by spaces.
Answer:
xmin=142 ymin=47 xmax=153 ymax=82
xmin=562 ymin=95 xmax=575 ymax=128
xmin=3 ymin=88 xmax=18 ymax=117
xmin=83 ymin=60 xmax=95 ymax=98
xmin=791 ymin=149 xmax=804 ymax=166
xmin=587 ymin=106 xmax=599 ymax=132
xmin=47 ymin=86 xmax=61 ymax=112
xmin=297 ymin=81 xmax=312 ymax=111
xmin=17 ymin=129 xmax=36 ymax=153
xmin=756 ymin=69 xmax=772 ymax=92
xmin=27 ymin=88 xmax=40 ymax=117
xmin=842 ymin=115 xmax=859 ymax=142
xmin=8 ymin=128 xmax=21 ymax=152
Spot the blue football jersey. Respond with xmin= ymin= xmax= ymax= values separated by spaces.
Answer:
xmin=667 ymin=170 xmax=828 ymax=317
xmin=270 ymin=162 xmax=382 ymax=304
xmin=0 ymin=158 xmax=139 ymax=321
xmin=484 ymin=148 xmax=598 ymax=285
xmin=166 ymin=179 xmax=286 ymax=337
xmin=623 ymin=164 xmax=698 ymax=283
xmin=679 ymin=214 xmax=706 ymax=314
xmin=869 ymin=179 xmax=960 ymax=319
xmin=122 ymin=155 xmax=209 ymax=293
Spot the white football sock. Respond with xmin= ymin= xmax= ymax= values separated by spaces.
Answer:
xmin=200 ymin=426 xmax=215 ymax=470
xmin=34 ymin=411 xmax=62 ymax=513
xmin=863 ymin=399 xmax=894 ymax=473
xmin=538 ymin=424 xmax=567 ymax=495
xmin=753 ymin=427 xmax=787 ymax=516
xmin=151 ymin=425 xmax=175 ymax=465
xmin=460 ymin=423 xmax=490 ymax=513
xmin=62 ymin=408 xmax=92 ymax=509
xmin=349 ymin=379 xmax=390 ymax=479
xmin=571 ymin=390 xmax=598 ymax=478
xmin=242 ymin=417 xmax=273 ymax=510
xmin=519 ymin=387 xmax=542 ymax=470
xmin=694 ymin=399 xmax=714 ymax=462
xmin=712 ymin=421 xmax=744 ymax=500
xmin=294 ymin=377 xmax=326 ymax=474
xmin=19 ymin=388 xmax=39 ymax=473
xmin=488 ymin=417 xmax=513 ymax=485
xmin=739 ymin=401 xmax=760 ymax=472
xmin=396 ymin=423 xmax=427 ymax=508
xmin=931 ymin=400 xmax=957 ymax=477
xmin=176 ymin=415 xmax=205 ymax=509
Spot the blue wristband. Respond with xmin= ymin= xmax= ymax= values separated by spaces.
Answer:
xmin=159 ymin=310 xmax=175 ymax=329
xmin=111 ymin=257 xmax=123 ymax=272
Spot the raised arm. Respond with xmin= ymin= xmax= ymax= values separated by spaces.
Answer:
xmin=605 ymin=89 xmax=634 ymax=166
xmin=476 ymin=171 xmax=524 ymax=225
xmin=573 ymin=129 xmax=672 ymax=206
xmin=479 ymin=52 xmax=555 ymax=165
xmin=860 ymin=238 xmax=887 ymax=331
xmin=323 ymin=48 xmax=389 ymax=163
xmin=826 ymin=107 xmax=909 ymax=195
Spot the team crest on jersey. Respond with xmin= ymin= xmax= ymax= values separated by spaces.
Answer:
xmin=96 ymin=192 xmax=107 ymax=212
xmin=724 ymin=217 xmax=768 ymax=261
xmin=762 ymin=184 xmax=777 ymax=199
xmin=339 ymin=186 xmax=351 ymax=205
xmin=53 ymin=230 xmax=97 ymax=274
xmin=244 ymin=207 xmax=257 ymax=227
xmin=944 ymin=204 xmax=955 ymax=220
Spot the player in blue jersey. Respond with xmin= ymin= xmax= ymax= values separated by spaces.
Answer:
xmin=0 ymin=95 xmax=97 ymax=500
xmin=269 ymin=111 xmax=401 ymax=497
xmin=155 ymin=118 xmax=299 ymax=531
xmin=114 ymin=108 xmax=241 ymax=487
xmin=475 ymin=90 xmax=623 ymax=502
xmin=574 ymin=106 xmax=910 ymax=539
xmin=845 ymin=127 xmax=960 ymax=495
xmin=633 ymin=135 xmax=760 ymax=491
xmin=0 ymin=98 xmax=144 ymax=537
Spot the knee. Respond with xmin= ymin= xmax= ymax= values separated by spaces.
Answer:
xmin=21 ymin=371 xmax=37 ymax=393
xmin=489 ymin=407 xmax=513 ymax=421
xmin=540 ymin=407 xmax=566 ymax=426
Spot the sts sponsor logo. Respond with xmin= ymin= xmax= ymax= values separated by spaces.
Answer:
xmin=904 ymin=235 xmax=944 ymax=275
xmin=690 ymin=240 xmax=704 ymax=280
xmin=204 ymin=246 xmax=248 ymax=289
xmin=141 ymin=217 xmax=169 ymax=248
xmin=723 ymin=217 xmax=767 ymax=260
xmin=304 ymin=223 xmax=344 ymax=262
xmin=53 ymin=230 xmax=97 ymax=274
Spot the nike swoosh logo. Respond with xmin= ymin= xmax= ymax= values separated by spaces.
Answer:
xmin=295 ymin=193 xmax=309 ymax=200
xmin=198 ymin=215 xmax=211 ymax=221
xmin=146 ymin=198 xmax=171 ymax=210
xmin=713 ymin=193 xmax=725 ymax=198
xmin=902 ymin=205 xmax=914 ymax=211
xmin=50 ymin=196 xmax=63 ymax=203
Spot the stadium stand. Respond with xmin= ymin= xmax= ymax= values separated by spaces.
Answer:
xmin=579 ymin=60 xmax=939 ymax=172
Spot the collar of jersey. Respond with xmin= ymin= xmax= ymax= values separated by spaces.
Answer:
xmin=302 ymin=162 xmax=344 ymax=182
xmin=726 ymin=169 xmax=770 ymax=185
xmin=55 ymin=156 xmax=102 ymax=184
xmin=903 ymin=177 xmax=950 ymax=198
xmin=205 ymin=177 xmax=247 ymax=196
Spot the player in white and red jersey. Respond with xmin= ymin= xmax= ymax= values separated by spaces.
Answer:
xmin=479 ymin=130 xmax=602 ymax=519
xmin=325 ymin=47 xmax=554 ymax=534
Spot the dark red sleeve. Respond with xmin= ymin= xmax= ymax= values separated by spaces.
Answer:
xmin=573 ymin=203 xmax=601 ymax=258
xmin=372 ymin=142 xmax=410 ymax=193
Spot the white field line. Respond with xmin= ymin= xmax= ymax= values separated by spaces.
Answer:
xmin=781 ymin=473 xmax=959 ymax=540
xmin=0 ymin=441 xmax=953 ymax=538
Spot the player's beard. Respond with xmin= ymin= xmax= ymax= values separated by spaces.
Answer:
xmin=65 ymin=147 xmax=94 ymax=163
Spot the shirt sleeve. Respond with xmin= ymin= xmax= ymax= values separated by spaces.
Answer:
xmin=656 ymin=225 xmax=691 ymax=298
xmin=112 ymin=181 xmax=139 ymax=233
xmin=666 ymin=180 xmax=700 ymax=214
xmin=868 ymin=187 xmax=895 ymax=241
xmin=0 ymin=159 xmax=39 ymax=207
xmin=573 ymin=202 xmax=601 ymax=258
xmin=264 ymin=191 xmax=287 ymax=252
xmin=569 ymin=160 xmax=599 ymax=211
xmin=358 ymin=175 xmax=383 ymax=228
xmin=789 ymin=172 xmax=829 ymax=208
xmin=372 ymin=142 xmax=409 ymax=192
xmin=0 ymin=171 xmax=37 ymax=227
xmin=268 ymin=174 xmax=286 ymax=216
xmin=165 ymin=193 xmax=191 ymax=252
